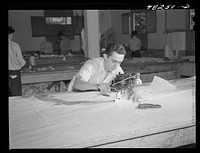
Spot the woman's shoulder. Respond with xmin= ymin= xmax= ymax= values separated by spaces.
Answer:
xmin=87 ymin=57 xmax=103 ymax=63
xmin=84 ymin=57 xmax=103 ymax=69
xmin=9 ymin=40 xmax=20 ymax=48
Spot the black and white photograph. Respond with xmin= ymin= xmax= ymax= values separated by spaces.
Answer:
xmin=7 ymin=3 xmax=196 ymax=149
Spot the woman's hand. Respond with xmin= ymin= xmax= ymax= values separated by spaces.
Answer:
xmin=97 ymin=83 xmax=111 ymax=95
xmin=131 ymin=88 xmax=145 ymax=102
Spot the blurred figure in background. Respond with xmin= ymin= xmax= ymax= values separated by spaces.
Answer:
xmin=9 ymin=26 xmax=26 ymax=96
xmin=80 ymin=28 xmax=85 ymax=56
xmin=40 ymin=40 xmax=53 ymax=54
xmin=126 ymin=30 xmax=142 ymax=58
xmin=57 ymin=32 xmax=73 ymax=56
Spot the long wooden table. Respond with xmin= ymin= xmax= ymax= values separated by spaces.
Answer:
xmin=21 ymin=58 xmax=188 ymax=84
xmin=36 ymin=54 xmax=85 ymax=65
xmin=9 ymin=77 xmax=196 ymax=148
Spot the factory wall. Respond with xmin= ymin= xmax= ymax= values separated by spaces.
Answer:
xmin=148 ymin=10 xmax=186 ymax=51
xmin=99 ymin=10 xmax=187 ymax=52
xmin=98 ymin=10 xmax=130 ymax=47
xmin=110 ymin=10 xmax=130 ymax=44
xmin=99 ymin=10 xmax=112 ymax=35
xmin=8 ymin=10 xmax=46 ymax=51
xmin=8 ymin=10 xmax=188 ymax=54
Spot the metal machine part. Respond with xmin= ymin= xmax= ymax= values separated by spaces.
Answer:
xmin=111 ymin=72 xmax=143 ymax=102
xmin=137 ymin=103 xmax=161 ymax=109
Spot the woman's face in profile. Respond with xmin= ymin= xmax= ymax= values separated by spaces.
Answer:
xmin=104 ymin=51 xmax=124 ymax=72
xmin=9 ymin=33 xmax=13 ymax=40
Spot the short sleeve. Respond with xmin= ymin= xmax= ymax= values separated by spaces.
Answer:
xmin=76 ymin=62 xmax=96 ymax=82
xmin=15 ymin=43 xmax=26 ymax=67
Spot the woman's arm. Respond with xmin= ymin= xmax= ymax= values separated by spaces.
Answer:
xmin=73 ymin=79 xmax=98 ymax=91
xmin=15 ymin=43 xmax=26 ymax=68
xmin=74 ymin=79 xmax=111 ymax=93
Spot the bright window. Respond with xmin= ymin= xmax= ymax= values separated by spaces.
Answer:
xmin=46 ymin=17 xmax=72 ymax=25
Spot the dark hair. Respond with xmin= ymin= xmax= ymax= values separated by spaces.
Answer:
xmin=131 ymin=30 xmax=137 ymax=38
xmin=105 ymin=42 xmax=126 ymax=57
xmin=57 ymin=32 xmax=64 ymax=37
xmin=8 ymin=26 xmax=15 ymax=34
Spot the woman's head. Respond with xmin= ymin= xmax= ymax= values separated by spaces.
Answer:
xmin=103 ymin=42 xmax=126 ymax=72
xmin=8 ymin=26 xmax=15 ymax=40
xmin=8 ymin=26 xmax=15 ymax=34
xmin=57 ymin=32 xmax=65 ymax=40
xmin=131 ymin=31 xmax=137 ymax=38
xmin=104 ymin=42 xmax=126 ymax=57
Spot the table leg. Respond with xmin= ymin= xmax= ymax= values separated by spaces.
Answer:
xmin=176 ymin=63 xmax=181 ymax=79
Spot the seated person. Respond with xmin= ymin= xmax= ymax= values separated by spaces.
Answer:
xmin=40 ymin=40 xmax=53 ymax=54
xmin=57 ymin=32 xmax=73 ymax=56
xmin=67 ymin=42 xmax=126 ymax=94
xmin=126 ymin=30 xmax=142 ymax=58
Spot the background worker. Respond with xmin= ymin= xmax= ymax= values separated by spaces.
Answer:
xmin=40 ymin=40 xmax=53 ymax=54
xmin=126 ymin=30 xmax=142 ymax=58
xmin=67 ymin=42 xmax=126 ymax=94
xmin=8 ymin=26 xmax=26 ymax=96
xmin=57 ymin=32 xmax=73 ymax=56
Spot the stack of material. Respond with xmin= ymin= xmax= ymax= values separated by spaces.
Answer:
xmin=127 ymin=57 xmax=165 ymax=63
xmin=22 ymin=81 xmax=67 ymax=97
xmin=181 ymin=56 xmax=195 ymax=62
xmin=144 ymin=76 xmax=176 ymax=92
xmin=140 ymin=71 xmax=176 ymax=83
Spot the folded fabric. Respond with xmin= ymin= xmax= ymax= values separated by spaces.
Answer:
xmin=34 ymin=91 xmax=116 ymax=106
xmin=145 ymin=76 xmax=176 ymax=92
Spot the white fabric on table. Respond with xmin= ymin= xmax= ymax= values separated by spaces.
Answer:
xmin=9 ymin=77 xmax=195 ymax=148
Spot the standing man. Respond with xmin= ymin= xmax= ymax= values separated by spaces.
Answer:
xmin=67 ymin=42 xmax=126 ymax=93
xmin=126 ymin=30 xmax=142 ymax=58
xmin=9 ymin=26 xmax=26 ymax=96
